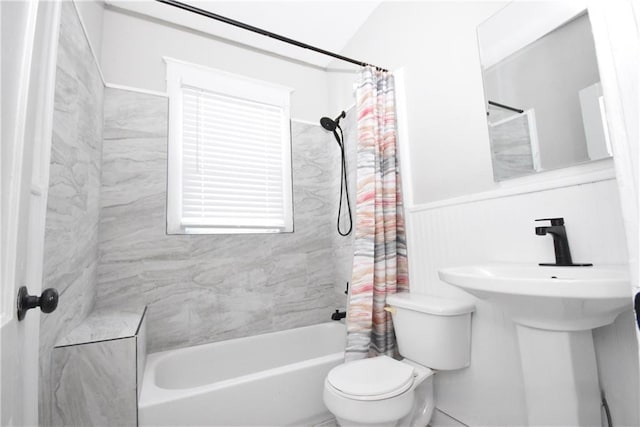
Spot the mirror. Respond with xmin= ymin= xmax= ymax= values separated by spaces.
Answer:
xmin=478 ymin=5 xmax=611 ymax=181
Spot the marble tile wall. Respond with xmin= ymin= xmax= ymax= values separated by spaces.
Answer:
xmin=51 ymin=308 xmax=145 ymax=426
xmin=39 ymin=2 xmax=104 ymax=425
xmin=96 ymin=88 xmax=345 ymax=352
xmin=52 ymin=339 xmax=136 ymax=426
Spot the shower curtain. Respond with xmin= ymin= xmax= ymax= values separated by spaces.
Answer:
xmin=345 ymin=67 xmax=409 ymax=361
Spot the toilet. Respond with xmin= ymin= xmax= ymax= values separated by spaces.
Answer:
xmin=323 ymin=293 xmax=475 ymax=427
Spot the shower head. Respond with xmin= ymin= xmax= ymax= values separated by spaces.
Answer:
xmin=320 ymin=117 xmax=337 ymax=131
xmin=320 ymin=111 xmax=346 ymax=132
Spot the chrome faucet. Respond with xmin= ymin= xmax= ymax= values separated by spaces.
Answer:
xmin=535 ymin=218 xmax=592 ymax=267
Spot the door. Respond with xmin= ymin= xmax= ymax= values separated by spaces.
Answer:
xmin=1 ymin=1 xmax=61 ymax=425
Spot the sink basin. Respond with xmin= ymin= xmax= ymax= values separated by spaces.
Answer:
xmin=438 ymin=263 xmax=631 ymax=331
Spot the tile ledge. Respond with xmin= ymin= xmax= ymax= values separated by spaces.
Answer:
xmin=55 ymin=306 xmax=146 ymax=347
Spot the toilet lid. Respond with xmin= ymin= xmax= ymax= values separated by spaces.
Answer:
xmin=327 ymin=356 xmax=415 ymax=399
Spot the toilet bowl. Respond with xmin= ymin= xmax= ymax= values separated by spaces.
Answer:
xmin=323 ymin=356 xmax=434 ymax=427
xmin=324 ymin=293 xmax=474 ymax=427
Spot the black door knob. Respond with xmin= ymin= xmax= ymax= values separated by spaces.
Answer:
xmin=17 ymin=286 xmax=59 ymax=321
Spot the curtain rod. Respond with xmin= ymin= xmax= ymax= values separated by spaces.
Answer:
xmin=488 ymin=100 xmax=524 ymax=114
xmin=155 ymin=0 xmax=388 ymax=72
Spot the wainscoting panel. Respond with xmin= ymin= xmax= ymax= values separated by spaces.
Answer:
xmin=406 ymin=178 xmax=638 ymax=426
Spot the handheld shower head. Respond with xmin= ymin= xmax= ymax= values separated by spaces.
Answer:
xmin=319 ymin=110 xmax=353 ymax=236
xmin=320 ymin=117 xmax=337 ymax=131
xmin=320 ymin=111 xmax=346 ymax=132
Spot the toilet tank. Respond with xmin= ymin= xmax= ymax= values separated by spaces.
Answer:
xmin=386 ymin=293 xmax=474 ymax=370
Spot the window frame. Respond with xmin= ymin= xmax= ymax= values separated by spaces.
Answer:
xmin=165 ymin=58 xmax=294 ymax=234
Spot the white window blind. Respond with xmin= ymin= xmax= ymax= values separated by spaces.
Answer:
xmin=166 ymin=59 xmax=293 ymax=234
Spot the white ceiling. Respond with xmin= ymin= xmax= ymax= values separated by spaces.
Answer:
xmin=105 ymin=1 xmax=382 ymax=68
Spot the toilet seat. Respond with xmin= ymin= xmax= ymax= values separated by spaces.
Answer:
xmin=326 ymin=356 xmax=416 ymax=401
xmin=323 ymin=357 xmax=436 ymax=427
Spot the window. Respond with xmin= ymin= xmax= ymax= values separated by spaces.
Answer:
xmin=165 ymin=59 xmax=293 ymax=234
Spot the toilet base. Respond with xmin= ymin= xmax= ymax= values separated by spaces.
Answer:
xmin=398 ymin=375 xmax=435 ymax=427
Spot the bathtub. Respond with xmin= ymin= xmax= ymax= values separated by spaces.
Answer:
xmin=139 ymin=322 xmax=346 ymax=426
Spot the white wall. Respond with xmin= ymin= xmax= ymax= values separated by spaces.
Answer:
xmin=328 ymin=2 xmax=506 ymax=205
xmin=100 ymin=6 xmax=329 ymax=122
xmin=74 ymin=0 xmax=104 ymax=65
xmin=328 ymin=1 xmax=639 ymax=425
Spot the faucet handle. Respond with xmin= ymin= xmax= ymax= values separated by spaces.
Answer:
xmin=535 ymin=217 xmax=564 ymax=226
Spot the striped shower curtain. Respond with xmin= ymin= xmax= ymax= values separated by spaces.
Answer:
xmin=345 ymin=67 xmax=409 ymax=361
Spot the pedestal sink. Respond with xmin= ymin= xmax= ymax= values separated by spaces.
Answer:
xmin=438 ymin=263 xmax=632 ymax=426
xmin=438 ymin=263 xmax=630 ymax=331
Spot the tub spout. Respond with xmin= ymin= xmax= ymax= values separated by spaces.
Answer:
xmin=331 ymin=310 xmax=346 ymax=321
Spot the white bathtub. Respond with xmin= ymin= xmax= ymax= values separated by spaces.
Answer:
xmin=139 ymin=322 xmax=346 ymax=426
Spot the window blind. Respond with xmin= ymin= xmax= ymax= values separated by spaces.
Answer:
xmin=179 ymin=85 xmax=290 ymax=231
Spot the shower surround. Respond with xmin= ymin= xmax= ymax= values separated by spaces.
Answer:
xmin=96 ymin=88 xmax=353 ymax=352
xmin=40 ymin=7 xmax=357 ymax=415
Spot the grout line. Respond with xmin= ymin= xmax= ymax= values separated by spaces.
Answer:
xmin=54 ymin=335 xmax=132 ymax=349
xmin=134 ymin=306 xmax=148 ymax=336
